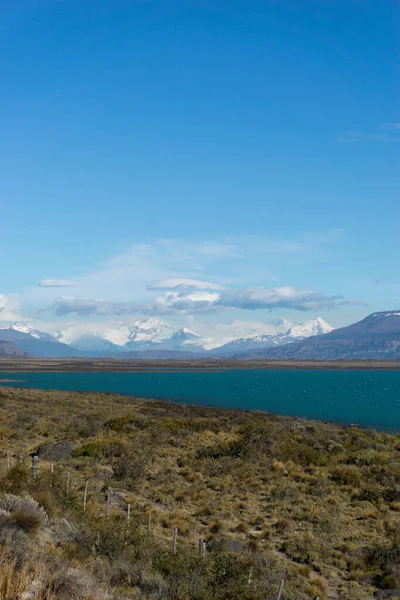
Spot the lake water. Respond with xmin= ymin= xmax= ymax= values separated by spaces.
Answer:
xmin=1 ymin=370 xmax=400 ymax=430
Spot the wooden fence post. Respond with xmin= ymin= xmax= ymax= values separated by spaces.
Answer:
xmin=127 ymin=503 xmax=131 ymax=524
xmin=173 ymin=527 xmax=178 ymax=555
xmin=276 ymin=579 xmax=285 ymax=600
xmin=199 ymin=538 xmax=206 ymax=555
xmin=6 ymin=451 xmax=10 ymax=471
xmin=32 ymin=455 xmax=38 ymax=480
xmin=147 ymin=513 xmax=152 ymax=535
xmin=83 ymin=480 xmax=89 ymax=512
xmin=247 ymin=566 xmax=253 ymax=585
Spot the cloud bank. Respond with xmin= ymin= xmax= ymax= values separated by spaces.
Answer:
xmin=47 ymin=284 xmax=349 ymax=317
xmin=0 ymin=294 xmax=22 ymax=322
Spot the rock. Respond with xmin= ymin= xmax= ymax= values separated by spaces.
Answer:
xmin=36 ymin=442 xmax=73 ymax=462
xmin=57 ymin=517 xmax=76 ymax=541
xmin=92 ymin=467 xmax=113 ymax=481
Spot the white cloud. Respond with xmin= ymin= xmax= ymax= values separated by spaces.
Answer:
xmin=46 ymin=284 xmax=349 ymax=318
xmin=0 ymin=294 xmax=22 ymax=322
xmin=45 ymin=297 xmax=139 ymax=317
xmin=152 ymin=290 xmax=221 ymax=314
xmin=38 ymin=279 xmax=79 ymax=288
xmin=30 ymin=232 xmax=340 ymax=304
xmin=146 ymin=278 xmax=225 ymax=291
xmin=147 ymin=285 xmax=345 ymax=315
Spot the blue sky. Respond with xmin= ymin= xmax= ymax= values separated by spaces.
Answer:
xmin=0 ymin=0 xmax=398 ymax=333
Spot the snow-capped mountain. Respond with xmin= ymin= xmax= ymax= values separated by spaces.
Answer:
xmin=125 ymin=318 xmax=177 ymax=346
xmin=1 ymin=316 xmax=334 ymax=358
xmin=278 ymin=317 xmax=333 ymax=343
xmin=9 ymin=322 xmax=58 ymax=342
xmin=211 ymin=318 xmax=333 ymax=355
xmin=236 ymin=311 xmax=400 ymax=360
xmin=0 ymin=323 xmax=80 ymax=358
xmin=199 ymin=318 xmax=292 ymax=351
xmin=211 ymin=334 xmax=279 ymax=355
xmin=169 ymin=327 xmax=202 ymax=345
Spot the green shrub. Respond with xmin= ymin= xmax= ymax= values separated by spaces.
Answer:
xmin=73 ymin=440 xmax=126 ymax=459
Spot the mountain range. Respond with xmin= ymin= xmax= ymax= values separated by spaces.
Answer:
xmin=236 ymin=311 xmax=400 ymax=360
xmin=1 ymin=311 xmax=400 ymax=360
xmin=0 ymin=317 xmax=333 ymax=358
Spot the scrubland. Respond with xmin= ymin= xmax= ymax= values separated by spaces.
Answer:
xmin=0 ymin=386 xmax=400 ymax=599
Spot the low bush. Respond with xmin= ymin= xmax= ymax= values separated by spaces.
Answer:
xmin=0 ymin=494 xmax=48 ymax=535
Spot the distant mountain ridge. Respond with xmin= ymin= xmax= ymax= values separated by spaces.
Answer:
xmin=0 ymin=326 xmax=81 ymax=358
xmin=4 ymin=312 xmax=400 ymax=360
xmin=236 ymin=311 xmax=400 ymax=360
xmin=0 ymin=339 xmax=31 ymax=357
xmin=212 ymin=317 xmax=333 ymax=355
xmin=0 ymin=316 xmax=334 ymax=358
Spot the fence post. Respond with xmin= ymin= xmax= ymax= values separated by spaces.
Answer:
xmin=127 ymin=503 xmax=131 ymax=524
xmin=248 ymin=566 xmax=253 ymax=585
xmin=6 ymin=451 xmax=10 ymax=471
xmin=199 ymin=538 xmax=206 ymax=555
xmin=66 ymin=471 xmax=70 ymax=493
xmin=83 ymin=480 xmax=89 ymax=512
xmin=173 ymin=527 xmax=178 ymax=555
xmin=276 ymin=579 xmax=285 ymax=600
xmin=147 ymin=513 xmax=152 ymax=535
xmin=32 ymin=455 xmax=38 ymax=480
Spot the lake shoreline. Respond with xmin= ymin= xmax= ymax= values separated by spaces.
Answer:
xmin=1 ymin=368 xmax=399 ymax=430
xmin=1 ymin=357 xmax=400 ymax=372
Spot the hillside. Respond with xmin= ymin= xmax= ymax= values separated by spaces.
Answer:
xmin=238 ymin=311 xmax=400 ymax=360
xmin=0 ymin=340 xmax=30 ymax=357
xmin=1 ymin=387 xmax=400 ymax=599
xmin=0 ymin=327 xmax=81 ymax=358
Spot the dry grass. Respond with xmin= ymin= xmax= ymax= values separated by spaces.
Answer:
xmin=0 ymin=385 xmax=400 ymax=599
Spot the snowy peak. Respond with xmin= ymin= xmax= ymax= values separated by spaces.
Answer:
xmin=285 ymin=317 xmax=333 ymax=340
xmin=127 ymin=318 xmax=175 ymax=343
xmin=268 ymin=318 xmax=292 ymax=333
xmin=9 ymin=322 xmax=57 ymax=342
xmin=170 ymin=327 xmax=201 ymax=342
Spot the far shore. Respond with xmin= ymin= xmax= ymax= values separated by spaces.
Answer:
xmin=1 ymin=357 xmax=400 ymax=372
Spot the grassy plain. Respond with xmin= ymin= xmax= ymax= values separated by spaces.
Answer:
xmin=0 ymin=386 xmax=399 ymax=599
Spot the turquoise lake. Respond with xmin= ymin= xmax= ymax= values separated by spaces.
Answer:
xmin=1 ymin=370 xmax=400 ymax=430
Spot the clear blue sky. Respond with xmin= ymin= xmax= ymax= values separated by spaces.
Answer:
xmin=0 ymin=0 xmax=398 ymax=331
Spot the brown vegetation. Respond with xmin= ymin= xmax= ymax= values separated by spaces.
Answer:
xmin=0 ymin=385 xmax=400 ymax=598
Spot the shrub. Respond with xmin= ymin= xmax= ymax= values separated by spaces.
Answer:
xmin=0 ymin=465 xmax=29 ymax=494
xmin=31 ymin=490 xmax=57 ymax=519
xmin=0 ymin=494 xmax=48 ymax=535
xmin=73 ymin=440 xmax=126 ymax=459
xmin=330 ymin=465 xmax=362 ymax=487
